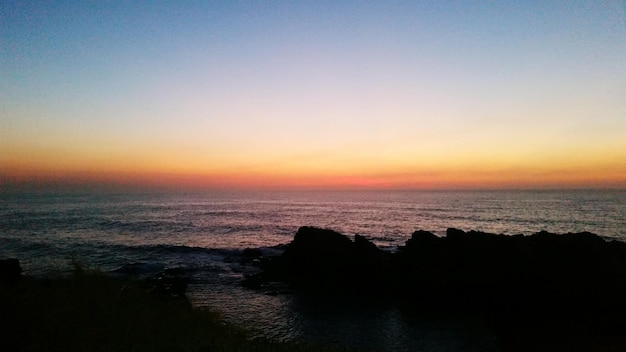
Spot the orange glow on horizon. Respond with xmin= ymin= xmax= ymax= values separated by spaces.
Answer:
xmin=2 ymin=158 xmax=624 ymax=192
xmin=2 ymin=133 xmax=625 ymax=191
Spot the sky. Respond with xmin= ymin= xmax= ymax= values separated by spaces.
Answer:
xmin=1 ymin=1 xmax=625 ymax=190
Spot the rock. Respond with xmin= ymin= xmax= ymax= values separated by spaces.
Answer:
xmin=287 ymin=226 xmax=354 ymax=256
xmin=352 ymin=234 xmax=388 ymax=288
xmin=275 ymin=227 xmax=387 ymax=290
xmin=354 ymin=234 xmax=378 ymax=252
xmin=251 ymin=227 xmax=626 ymax=306
xmin=244 ymin=227 xmax=626 ymax=350
xmin=445 ymin=227 xmax=466 ymax=240
xmin=405 ymin=230 xmax=439 ymax=247
xmin=0 ymin=259 xmax=22 ymax=284
xmin=144 ymin=268 xmax=188 ymax=300
xmin=248 ymin=226 xmax=626 ymax=302
xmin=279 ymin=227 xmax=354 ymax=288
xmin=400 ymin=230 xmax=441 ymax=261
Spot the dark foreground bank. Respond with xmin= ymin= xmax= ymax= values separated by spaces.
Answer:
xmin=245 ymin=227 xmax=626 ymax=351
xmin=0 ymin=261 xmax=349 ymax=352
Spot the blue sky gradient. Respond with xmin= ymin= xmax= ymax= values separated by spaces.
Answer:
xmin=2 ymin=1 xmax=625 ymax=189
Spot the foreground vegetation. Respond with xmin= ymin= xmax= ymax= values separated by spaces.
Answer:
xmin=0 ymin=264 xmax=346 ymax=352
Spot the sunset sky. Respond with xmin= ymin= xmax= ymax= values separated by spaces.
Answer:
xmin=2 ymin=1 xmax=625 ymax=190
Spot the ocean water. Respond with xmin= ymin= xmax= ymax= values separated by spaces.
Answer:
xmin=1 ymin=189 xmax=624 ymax=351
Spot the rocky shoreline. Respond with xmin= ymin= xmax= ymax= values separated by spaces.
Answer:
xmin=244 ymin=226 xmax=626 ymax=351
xmin=4 ymin=226 xmax=626 ymax=351
xmin=0 ymin=258 xmax=351 ymax=352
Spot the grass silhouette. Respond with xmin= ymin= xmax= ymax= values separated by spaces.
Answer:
xmin=0 ymin=261 xmax=349 ymax=352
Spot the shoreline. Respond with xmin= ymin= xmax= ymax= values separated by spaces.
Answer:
xmin=3 ymin=226 xmax=626 ymax=351
xmin=0 ymin=261 xmax=349 ymax=352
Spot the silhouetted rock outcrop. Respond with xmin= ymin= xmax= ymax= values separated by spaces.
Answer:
xmin=261 ymin=226 xmax=388 ymax=291
xmin=395 ymin=228 xmax=626 ymax=316
xmin=251 ymin=227 xmax=626 ymax=299
xmin=246 ymin=226 xmax=626 ymax=349
xmin=0 ymin=259 xmax=22 ymax=284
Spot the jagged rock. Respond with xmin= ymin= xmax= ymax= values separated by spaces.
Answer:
xmin=271 ymin=226 xmax=387 ymax=290
xmin=246 ymin=227 xmax=626 ymax=349
xmin=404 ymin=230 xmax=439 ymax=249
xmin=144 ymin=268 xmax=188 ymax=300
xmin=248 ymin=227 xmax=626 ymax=310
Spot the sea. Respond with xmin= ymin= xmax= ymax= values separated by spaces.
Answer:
xmin=1 ymin=189 xmax=624 ymax=351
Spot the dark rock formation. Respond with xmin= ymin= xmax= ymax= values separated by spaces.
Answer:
xmin=0 ymin=259 xmax=22 ymax=284
xmin=143 ymin=268 xmax=188 ymax=300
xmin=265 ymin=226 xmax=388 ymax=291
xmin=395 ymin=228 xmax=626 ymax=316
xmin=250 ymin=227 xmax=626 ymax=299
xmin=245 ymin=226 xmax=626 ymax=349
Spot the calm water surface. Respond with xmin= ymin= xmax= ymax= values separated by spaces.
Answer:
xmin=1 ymin=189 xmax=624 ymax=351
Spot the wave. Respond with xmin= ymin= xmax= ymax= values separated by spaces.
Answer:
xmin=95 ymin=219 xmax=197 ymax=233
